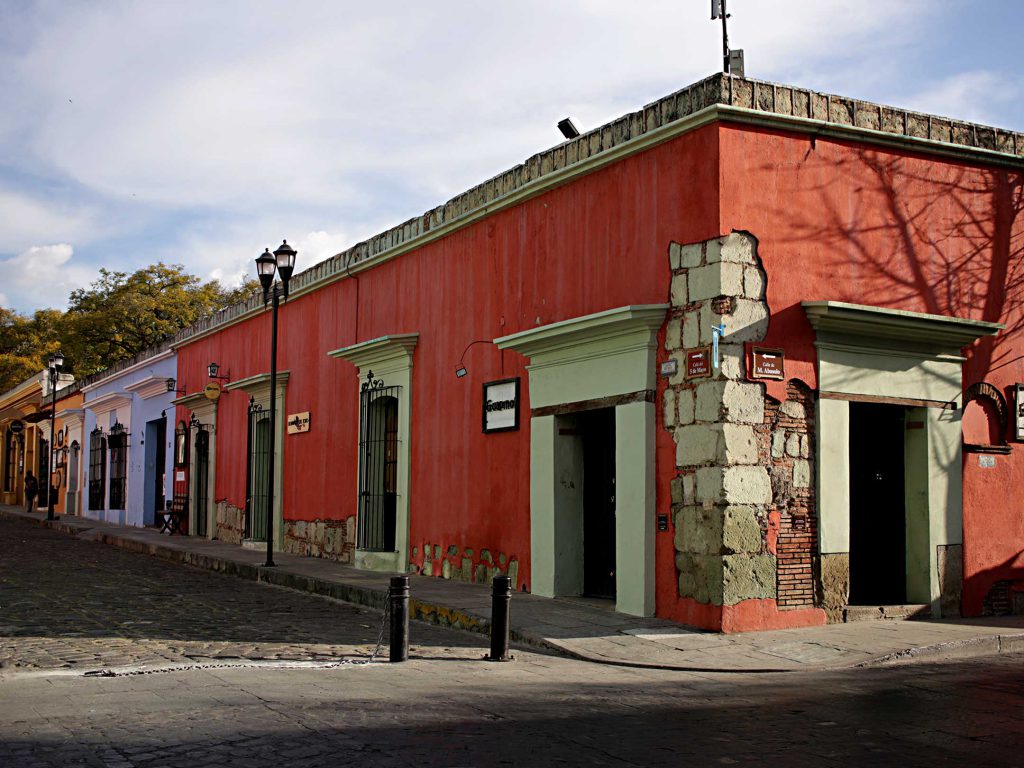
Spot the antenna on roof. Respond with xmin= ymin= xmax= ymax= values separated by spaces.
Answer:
xmin=711 ymin=0 xmax=744 ymax=76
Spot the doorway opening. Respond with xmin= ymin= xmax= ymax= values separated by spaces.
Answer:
xmin=193 ymin=427 xmax=210 ymax=537
xmin=848 ymin=402 xmax=906 ymax=605
xmin=579 ymin=408 xmax=616 ymax=599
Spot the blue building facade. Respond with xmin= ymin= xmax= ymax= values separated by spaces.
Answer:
xmin=80 ymin=345 xmax=177 ymax=527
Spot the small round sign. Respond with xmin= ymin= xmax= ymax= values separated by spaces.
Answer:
xmin=8 ymin=420 xmax=24 ymax=435
xmin=203 ymin=382 xmax=222 ymax=401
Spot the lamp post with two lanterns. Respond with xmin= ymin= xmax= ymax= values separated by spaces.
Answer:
xmin=254 ymin=240 xmax=296 ymax=568
xmin=46 ymin=350 xmax=65 ymax=522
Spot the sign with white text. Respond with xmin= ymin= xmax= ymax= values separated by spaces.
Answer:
xmin=483 ymin=378 xmax=520 ymax=433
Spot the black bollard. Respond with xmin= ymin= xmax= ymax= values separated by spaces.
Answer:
xmin=486 ymin=575 xmax=513 ymax=661
xmin=389 ymin=575 xmax=409 ymax=662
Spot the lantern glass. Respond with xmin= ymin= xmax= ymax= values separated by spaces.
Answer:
xmin=207 ymin=362 xmax=219 ymax=379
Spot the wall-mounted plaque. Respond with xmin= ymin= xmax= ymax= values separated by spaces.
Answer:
xmin=685 ymin=347 xmax=712 ymax=379
xmin=483 ymin=377 xmax=520 ymax=433
xmin=287 ymin=412 xmax=311 ymax=434
xmin=660 ymin=359 xmax=678 ymax=377
xmin=750 ymin=347 xmax=785 ymax=380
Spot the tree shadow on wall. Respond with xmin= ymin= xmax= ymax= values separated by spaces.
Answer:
xmin=767 ymin=146 xmax=1024 ymax=614
xmin=778 ymin=146 xmax=1024 ymax=377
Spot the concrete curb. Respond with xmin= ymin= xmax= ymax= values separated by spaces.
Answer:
xmin=4 ymin=508 xmax=1022 ymax=673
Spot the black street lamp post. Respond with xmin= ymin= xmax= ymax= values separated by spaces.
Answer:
xmin=46 ymin=350 xmax=65 ymax=521
xmin=254 ymin=240 xmax=296 ymax=568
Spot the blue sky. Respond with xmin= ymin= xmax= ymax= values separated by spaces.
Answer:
xmin=1 ymin=0 xmax=1022 ymax=314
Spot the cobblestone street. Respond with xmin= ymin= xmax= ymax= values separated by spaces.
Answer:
xmin=3 ymin=519 xmax=1024 ymax=767
xmin=0 ymin=518 xmax=483 ymax=672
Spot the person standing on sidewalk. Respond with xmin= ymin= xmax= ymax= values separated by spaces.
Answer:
xmin=24 ymin=471 xmax=38 ymax=511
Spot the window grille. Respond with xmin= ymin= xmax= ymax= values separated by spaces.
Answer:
xmin=108 ymin=422 xmax=128 ymax=510
xmin=88 ymin=427 xmax=106 ymax=511
xmin=4 ymin=430 xmax=15 ymax=493
xmin=357 ymin=376 xmax=400 ymax=552
xmin=245 ymin=397 xmax=271 ymax=541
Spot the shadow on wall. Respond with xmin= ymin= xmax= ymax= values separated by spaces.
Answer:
xmin=768 ymin=146 xmax=1024 ymax=615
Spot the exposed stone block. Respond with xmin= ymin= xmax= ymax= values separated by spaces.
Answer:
xmin=771 ymin=430 xmax=786 ymax=459
xmin=780 ymin=400 xmax=807 ymax=419
xmin=688 ymin=262 xmax=743 ymax=302
xmin=682 ymin=311 xmax=701 ymax=348
xmin=820 ymin=553 xmax=850 ymax=623
xmin=698 ymin=303 xmax=726 ymax=346
xmin=678 ymin=243 xmax=703 ymax=268
xmin=695 ymin=465 xmax=771 ymax=505
xmin=663 ymin=388 xmax=677 ymax=429
xmin=682 ymin=473 xmax=695 ymax=505
xmin=722 ymin=554 xmax=777 ymax=603
xmin=696 ymin=380 xmax=764 ymax=424
xmin=937 ymin=544 xmax=963 ymax=618
xmin=786 ymin=433 xmax=800 ymax=457
xmin=670 ymin=274 xmax=688 ymax=306
xmin=675 ymin=423 xmax=719 ymax=467
xmin=743 ymin=265 xmax=766 ymax=300
xmin=724 ymin=298 xmax=769 ymax=343
xmin=718 ymin=343 xmax=745 ymax=381
xmin=722 ymin=506 xmax=763 ymax=554
xmin=674 ymin=505 xmax=721 ymax=555
xmin=710 ymin=232 xmax=757 ymax=264
xmin=799 ymin=434 xmax=809 ymax=458
xmin=677 ymin=389 xmax=695 ymax=425
xmin=670 ymin=476 xmax=684 ymax=504
xmin=792 ymin=459 xmax=811 ymax=488
xmin=669 ymin=242 xmax=681 ymax=270
xmin=675 ymin=551 xmax=725 ymax=605
xmin=665 ymin=317 xmax=682 ymax=351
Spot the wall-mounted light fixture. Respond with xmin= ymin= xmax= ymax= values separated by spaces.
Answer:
xmin=207 ymin=362 xmax=230 ymax=381
xmin=166 ymin=378 xmax=185 ymax=394
xmin=557 ymin=118 xmax=580 ymax=140
xmin=454 ymin=340 xmax=492 ymax=379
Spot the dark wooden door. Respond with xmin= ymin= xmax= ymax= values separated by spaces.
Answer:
xmin=849 ymin=402 xmax=906 ymax=605
xmin=582 ymin=408 xmax=616 ymax=599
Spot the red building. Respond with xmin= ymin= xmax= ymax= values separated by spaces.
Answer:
xmin=170 ymin=74 xmax=1024 ymax=632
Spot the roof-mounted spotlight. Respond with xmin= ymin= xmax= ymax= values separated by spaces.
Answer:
xmin=557 ymin=118 xmax=580 ymax=140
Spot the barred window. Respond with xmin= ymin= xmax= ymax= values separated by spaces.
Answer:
xmin=88 ymin=428 xmax=106 ymax=511
xmin=108 ymin=423 xmax=128 ymax=510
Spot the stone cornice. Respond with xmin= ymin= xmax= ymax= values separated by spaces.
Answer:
xmin=495 ymin=305 xmax=668 ymax=360
xmin=327 ymin=334 xmax=419 ymax=370
xmin=223 ymin=371 xmax=292 ymax=398
xmin=803 ymin=301 xmax=1003 ymax=352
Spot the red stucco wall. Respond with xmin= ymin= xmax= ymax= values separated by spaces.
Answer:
xmin=176 ymin=118 xmax=1024 ymax=629
xmin=176 ymin=124 xmax=721 ymax=595
xmin=719 ymin=124 xmax=1024 ymax=618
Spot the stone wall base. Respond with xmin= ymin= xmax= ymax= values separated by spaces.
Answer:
xmin=283 ymin=517 xmax=356 ymax=564
xmin=414 ymin=543 xmax=519 ymax=589
xmin=937 ymin=544 xmax=963 ymax=618
xmin=214 ymin=501 xmax=245 ymax=545
xmin=819 ymin=552 xmax=850 ymax=623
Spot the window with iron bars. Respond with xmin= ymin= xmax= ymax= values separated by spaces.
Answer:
xmin=88 ymin=427 xmax=106 ymax=511
xmin=3 ymin=430 xmax=15 ymax=493
xmin=244 ymin=397 xmax=271 ymax=541
xmin=108 ymin=422 xmax=128 ymax=510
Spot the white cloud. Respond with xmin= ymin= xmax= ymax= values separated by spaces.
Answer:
xmin=0 ymin=189 xmax=102 ymax=253
xmin=902 ymin=71 xmax=1021 ymax=126
xmin=0 ymin=244 xmax=95 ymax=311
xmin=0 ymin=1 xmax=1019 ymax=314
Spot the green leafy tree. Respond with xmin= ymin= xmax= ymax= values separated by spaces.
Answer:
xmin=0 ymin=308 xmax=64 ymax=393
xmin=63 ymin=263 xmax=259 ymax=375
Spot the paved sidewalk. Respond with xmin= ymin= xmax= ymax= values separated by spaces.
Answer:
xmin=3 ymin=505 xmax=1023 ymax=673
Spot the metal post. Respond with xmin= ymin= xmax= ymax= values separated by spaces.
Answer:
xmin=389 ymin=575 xmax=409 ymax=662
xmin=265 ymin=287 xmax=279 ymax=568
xmin=720 ymin=0 xmax=730 ymax=74
xmin=46 ymin=368 xmax=57 ymax=521
xmin=486 ymin=575 xmax=513 ymax=661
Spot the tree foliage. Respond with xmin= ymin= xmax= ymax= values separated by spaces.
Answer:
xmin=0 ymin=263 xmax=258 ymax=391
